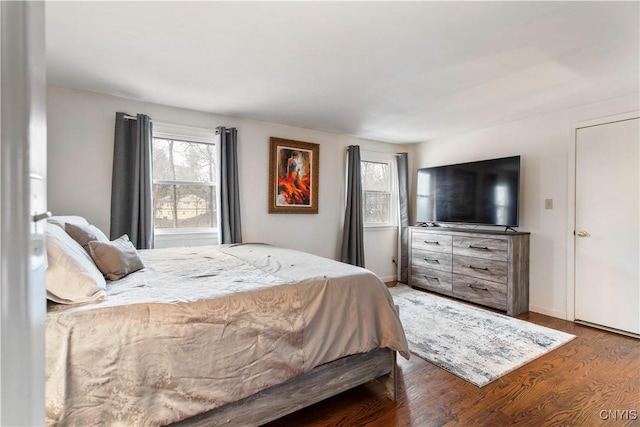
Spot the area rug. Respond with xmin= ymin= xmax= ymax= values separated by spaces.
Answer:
xmin=389 ymin=283 xmax=576 ymax=387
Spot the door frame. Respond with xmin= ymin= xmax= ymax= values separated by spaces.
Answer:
xmin=566 ymin=111 xmax=640 ymax=322
xmin=1 ymin=2 xmax=47 ymax=424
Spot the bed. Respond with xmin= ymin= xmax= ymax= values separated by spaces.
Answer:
xmin=44 ymin=218 xmax=409 ymax=426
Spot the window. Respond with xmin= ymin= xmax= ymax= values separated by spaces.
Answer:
xmin=361 ymin=152 xmax=398 ymax=227
xmin=152 ymin=125 xmax=217 ymax=236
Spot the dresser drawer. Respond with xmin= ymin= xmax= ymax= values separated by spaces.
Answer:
xmin=453 ymin=236 xmax=508 ymax=260
xmin=408 ymin=227 xmax=530 ymax=316
xmin=453 ymin=255 xmax=508 ymax=284
xmin=411 ymin=264 xmax=453 ymax=294
xmin=411 ymin=232 xmax=452 ymax=254
xmin=411 ymin=248 xmax=452 ymax=273
xmin=452 ymin=275 xmax=507 ymax=310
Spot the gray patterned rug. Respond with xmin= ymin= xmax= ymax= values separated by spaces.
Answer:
xmin=389 ymin=284 xmax=575 ymax=387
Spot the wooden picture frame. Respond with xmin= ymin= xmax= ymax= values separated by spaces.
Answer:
xmin=268 ymin=137 xmax=319 ymax=214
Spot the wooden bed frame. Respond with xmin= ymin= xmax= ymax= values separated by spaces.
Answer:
xmin=174 ymin=347 xmax=398 ymax=426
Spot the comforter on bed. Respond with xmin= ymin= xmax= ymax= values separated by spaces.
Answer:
xmin=46 ymin=244 xmax=409 ymax=426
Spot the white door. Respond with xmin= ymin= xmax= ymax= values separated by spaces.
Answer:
xmin=1 ymin=2 xmax=47 ymax=424
xmin=575 ymin=117 xmax=640 ymax=335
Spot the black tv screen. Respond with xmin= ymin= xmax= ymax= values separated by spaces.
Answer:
xmin=416 ymin=156 xmax=521 ymax=227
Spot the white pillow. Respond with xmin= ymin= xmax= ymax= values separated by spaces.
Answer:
xmin=45 ymin=223 xmax=106 ymax=304
xmin=47 ymin=215 xmax=89 ymax=229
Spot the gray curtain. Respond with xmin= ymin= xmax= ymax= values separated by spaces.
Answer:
xmin=217 ymin=127 xmax=242 ymax=244
xmin=110 ymin=112 xmax=154 ymax=249
xmin=341 ymin=145 xmax=365 ymax=267
xmin=397 ymin=153 xmax=410 ymax=284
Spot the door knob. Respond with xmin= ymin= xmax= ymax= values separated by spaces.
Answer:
xmin=32 ymin=211 xmax=52 ymax=222
xmin=576 ymin=230 xmax=588 ymax=237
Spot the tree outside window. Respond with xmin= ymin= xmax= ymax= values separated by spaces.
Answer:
xmin=152 ymin=138 xmax=217 ymax=230
xmin=361 ymin=160 xmax=394 ymax=226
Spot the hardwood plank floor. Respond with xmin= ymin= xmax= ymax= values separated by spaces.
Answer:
xmin=264 ymin=312 xmax=639 ymax=427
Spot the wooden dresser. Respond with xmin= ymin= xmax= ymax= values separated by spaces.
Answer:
xmin=409 ymin=227 xmax=530 ymax=316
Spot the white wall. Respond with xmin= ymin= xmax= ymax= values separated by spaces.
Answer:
xmin=409 ymin=94 xmax=639 ymax=319
xmin=47 ymin=86 xmax=406 ymax=281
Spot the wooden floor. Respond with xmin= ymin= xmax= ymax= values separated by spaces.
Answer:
xmin=265 ymin=311 xmax=639 ymax=427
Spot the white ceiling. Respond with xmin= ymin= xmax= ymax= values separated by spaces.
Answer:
xmin=46 ymin=1 xmax=639 ymax=144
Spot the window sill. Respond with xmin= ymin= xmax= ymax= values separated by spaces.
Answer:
xmin=364 ymin=225 xmax=399 ymax=232
xmin=155 ymin=228 xmax=217 ymax=235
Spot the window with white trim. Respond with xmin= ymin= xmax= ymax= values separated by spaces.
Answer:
xmin=361 ymin=152 xmax=398 ymax=227
xmin=152 ymin=125 xmax=217 ymax=236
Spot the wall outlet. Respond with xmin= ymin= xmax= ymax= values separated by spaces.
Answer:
xmin=545 ymin=199 xmax=553 ymax=210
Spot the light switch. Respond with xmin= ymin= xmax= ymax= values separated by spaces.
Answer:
xmin=545 ymin=199 xmax=553 ymax=210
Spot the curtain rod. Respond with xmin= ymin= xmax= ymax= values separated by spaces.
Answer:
xmin=124 ymin=114 xmax=157 ymax=124
xmin=349 ymin=147 xmax=406 ymax=156
xmin=123 ymin=115 xmax=232 ymax=134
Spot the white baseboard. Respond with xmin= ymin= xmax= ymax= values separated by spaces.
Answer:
xmin=380 ymin=275 xmax=397 ymax=284
xmin=529 ymin=304 xmax=568 ymax=320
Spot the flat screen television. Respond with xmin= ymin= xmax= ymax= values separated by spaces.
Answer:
xmin=416 ymin=156 xmax=521 ymax=227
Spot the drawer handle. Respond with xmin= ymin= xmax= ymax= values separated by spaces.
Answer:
xmin=468 ymin=245 xmax=489 ymax=250
xmin=468 ymin=284 xmax=489 ymax=291
xmin=424 ymin=258 xmax=440 ymax=263
xmin=423 ymin=275 xmax=440 ymax=281
xmin=467 ymin=265 xmax=488 ymax=271
xmin=424 ymin=240 xmax=440 ymax=245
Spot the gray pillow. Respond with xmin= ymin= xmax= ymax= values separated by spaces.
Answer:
xmin=65 ymin=222 xmax=109 ymax=252
xmin=88 ymin=235 xmax=144 ymax=281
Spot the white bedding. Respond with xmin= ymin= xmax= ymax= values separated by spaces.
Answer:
xmin=46 ymin=243 xmax=409 ymax=426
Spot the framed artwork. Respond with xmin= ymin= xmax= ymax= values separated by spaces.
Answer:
xmin=268 ymin=137 xmax=319 ymax=214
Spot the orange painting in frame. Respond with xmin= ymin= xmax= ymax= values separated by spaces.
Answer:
xmin=268 ymin=137 xmax=319 ymax=214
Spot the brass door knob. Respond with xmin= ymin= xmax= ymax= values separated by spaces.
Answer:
xmin=576 ymin=230 xmax=588 ymax=237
